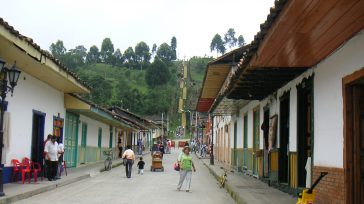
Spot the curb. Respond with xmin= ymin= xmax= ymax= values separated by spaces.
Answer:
xmin=0 ymin=161 xmax=123 ymax=204
xmin=201 ymin=160 xmax=247 ymax=204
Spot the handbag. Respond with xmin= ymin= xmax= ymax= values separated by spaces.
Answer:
xmin=173 ymin=162 xmax=180 ymax=171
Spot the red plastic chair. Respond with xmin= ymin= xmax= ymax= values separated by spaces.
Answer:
xmin=22 ymin=157 xmax=42 ymax=183
xmin=11 ymin=159 xmax=31 ymax=184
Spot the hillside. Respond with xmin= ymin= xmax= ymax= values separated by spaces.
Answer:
xmin=74 ymin=62 xmax=179 ymax=116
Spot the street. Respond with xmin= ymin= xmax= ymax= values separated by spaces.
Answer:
xmin=14 ymin=149 xmax=235 ymax=204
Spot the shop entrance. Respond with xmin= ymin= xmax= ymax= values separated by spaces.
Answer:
xmin=253 ymin=107 xmax=260 ymax=176
xmin=31 ymin=110 xmax=45 ymax=165
xmin=279 ymin=94 xmax=290 ymax=184
xmin=344 ymin=70 xmax=364 ymax=204
xmin=297 ymin=78 xmax=313 ymax=188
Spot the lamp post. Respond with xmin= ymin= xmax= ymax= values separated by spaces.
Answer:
xmin=0 ymin=58 xmax=21 ymax=196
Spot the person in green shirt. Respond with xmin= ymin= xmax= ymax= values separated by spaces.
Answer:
xmin=177 ymin=146 xmax=196 ymax=192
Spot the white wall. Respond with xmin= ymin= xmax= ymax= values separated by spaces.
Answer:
xmin=236 ymin=113 xmax=243 ymax=148
xmin=78 ymin=114 xmax=110 ymax=148
xmin=313 ymin=30 xmax=364 ymax=168
xmin=6 ymin=71 xmax=65 ymax=166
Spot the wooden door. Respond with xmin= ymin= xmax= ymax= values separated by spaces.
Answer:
xmin=279 ymin=96 xmax=290 ymax=184
xmin=353 ymin=85 xmax=364 ymax=203
xmin=64 ymin=112 xmax=79 ymax=167
xmin=253 ymin=108 xmax=260 ymax=176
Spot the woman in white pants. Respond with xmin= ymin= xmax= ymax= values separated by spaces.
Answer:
xmin=177 ymin=146 xmax=196 ymax=192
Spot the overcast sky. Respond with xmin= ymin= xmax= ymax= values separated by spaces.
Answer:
xmin=0 ymin=0 xmax=274 ymax=58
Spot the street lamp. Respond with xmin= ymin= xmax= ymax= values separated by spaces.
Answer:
xmin=0 ymin=59 xmax=21 ymax=196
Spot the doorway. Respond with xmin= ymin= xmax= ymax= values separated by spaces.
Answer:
xmin=64 ymin=112 xmax=79 ymax=168
xmin=297 ymin=78 xmax=313 ymax=188
xmin=31 ymin=110 xmax=45 ymax=165
xmin=233 ymin=121 xmax=237 ymax=167
xmin=263 ymin=108 xmax=270 ymax=178
xmin=279 ymin=94 xmax=290 ymax=184
xmin=344 ymin=70 xmax=364 ymax=204
xmin=253 ymin=107 xmax=260 ymax=176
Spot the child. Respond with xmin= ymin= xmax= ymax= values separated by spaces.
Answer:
xmin=137 ymin=157 xmax=145 ymax=175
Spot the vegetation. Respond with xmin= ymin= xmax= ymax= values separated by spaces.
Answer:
xmin=210 ymin=28 xmax=246 ymax=56
xmin=49 ymin=37 xmax=179 ymax=116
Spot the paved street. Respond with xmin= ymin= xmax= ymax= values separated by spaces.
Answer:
xmin=14 ymin=149 xmax=235 ymax=204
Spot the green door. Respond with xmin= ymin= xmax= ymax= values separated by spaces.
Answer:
xmin=98 ymin=128 xmax=102 ymax=158
xmin=233 ymin=121 xmax=237 ymax=167
xmin=243 ymin=114 xmax=248 ymax=168
xmin=80 ymin=123 xmax=87 ymax=164
xmin=253 ymin=108 xmax=260 ymax=175
xmin=64 ymin=112 xmax=79 ymax=167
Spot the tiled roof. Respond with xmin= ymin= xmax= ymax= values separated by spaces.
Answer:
xmin=0 ymin=18 xmax=91 ymax=89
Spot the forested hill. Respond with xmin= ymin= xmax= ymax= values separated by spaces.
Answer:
xmin=75 ymin=61 xmax=179 ymax=115
xmin=48 ymin=36 xmax=211 ymax=117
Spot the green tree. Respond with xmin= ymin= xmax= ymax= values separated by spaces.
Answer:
xmin=142 ymin=88 xmax=171 ymax=115
xmin=113 ymin=48 xmax=123 ymax=67
xmin=123 ymin=47 xmax=136 ymax=68
xmin=50 ymin=40 xmax=66 ymax=59
xmin=145 ymin=57 xmax=171 ymax=88
xmin=171 ymin=36 xmax=177 ymax=60
xmin=157 ymin=43 xmax=174 ymax=63
xmin=100 ymin=38 xmax=115 ymax=64
xmin=238 ymin=35 xmax=245 ymax=47
xmin=80 ymin=74 xmax=113 ymax=106
xmin=210 ymin=34 xmax=225 ymax=56
xmin=69 ymin=45 xmax=87 ymax=66
xmin=135 ymin=41 xmax=151 ymax=70
xmin=224 ymin=28 xmax=237 ymax=50
xmin=86 ymin=45 xmax=100 ymax=63
xmin=152 ymin=43 xmax=157 ymax=54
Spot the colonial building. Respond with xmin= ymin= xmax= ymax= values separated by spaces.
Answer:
xmin=198 ymin=1 xmax=364 ymax=203
xmin=0 ymin=18 xmax=90 ymax=182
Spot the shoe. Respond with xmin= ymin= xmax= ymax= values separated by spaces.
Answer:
xmin=186 ymin=190 xmax=190 ymax=193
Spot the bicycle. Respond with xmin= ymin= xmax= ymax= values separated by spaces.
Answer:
xmin=103 ymin=149 xmax=114 ymax=171
xmin=219 ymin=169 xmax=228 ymax=188
xmin=296 ymin=172 xmax=328 ymax=204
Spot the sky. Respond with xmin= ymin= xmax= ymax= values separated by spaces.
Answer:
xmin=0 ymin=0 xmax=275 ymax=58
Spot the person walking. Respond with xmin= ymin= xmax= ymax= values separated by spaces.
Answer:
xmin=137 ymin=157 xmax=145 ymax=175
xmin=122 ymin=145 xmax=135 ymax=178
xmin=177 ymin=146 xmax=196 ymax=192
xmin=44 ymin=135 xmax=59 ymax=181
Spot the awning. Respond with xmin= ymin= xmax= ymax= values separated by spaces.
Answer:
xmin=64 ymin=94 xmax=133 ymax=130
xmin=197 ymin=47 xmax=247 ymax=112
xmin=225 ymin=0 xmax=364 ymax=100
